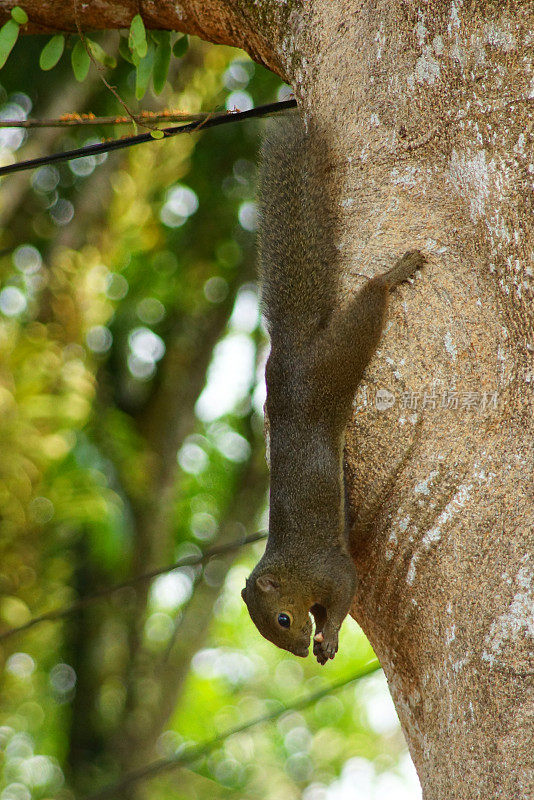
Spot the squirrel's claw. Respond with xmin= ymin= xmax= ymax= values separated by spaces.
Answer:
xmin=313 ymin=629 xmax=338 ymax=664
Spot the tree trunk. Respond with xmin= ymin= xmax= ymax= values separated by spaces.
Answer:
xmin=9 ymin=2 xmax=533 ymax=797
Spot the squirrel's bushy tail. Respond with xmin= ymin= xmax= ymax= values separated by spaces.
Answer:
xmin=258 ymin=113 xmax=339 ymax=343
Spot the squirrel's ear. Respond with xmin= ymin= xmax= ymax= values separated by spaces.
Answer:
xmin=256 ymin=575 xmax=280 ymax=593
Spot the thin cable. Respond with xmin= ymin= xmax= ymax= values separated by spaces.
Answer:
xmin=82 ymin=660 xmax=381 ymax=800
xmin=0 ymin=99 xmax=297 ymax=177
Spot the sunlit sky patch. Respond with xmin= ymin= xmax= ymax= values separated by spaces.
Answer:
xmin=195 ymin=286 xmax=261 ymax=422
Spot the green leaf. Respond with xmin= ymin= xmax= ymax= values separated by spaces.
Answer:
xmin=135 ymin=42 xmax=155 ymax=100
xmin=172 ymin=34 xmax=188 ymax=58
xmin=149 ymin=30 xmax=168 ymax=44
xmin=71 ymin=39 xmax=90 ymax=82
xmin=152 ymin=31 xmax=171 ymax=95
xmin=150 ymin=129 xmax=164 ymax=139
xmin=87 ymin=38 xmax=117 ymax=69
xmin=129 ymin=13 xmax=147 ymax=59
xmin=10 ymin=6 xmax=27 ymax=24
xmin=0 ymin=19 xmax=19 ymax=70
xmin=118 ymin=35 xmax=134 ymax=65
xmin=39 ymin=34 xmax=65 ymax=70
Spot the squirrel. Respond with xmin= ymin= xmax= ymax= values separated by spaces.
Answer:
xmin=241 ymin=112 xmax=425 ymax=665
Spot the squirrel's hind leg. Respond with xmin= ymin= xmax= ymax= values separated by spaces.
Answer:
xmin=319 ymin=250 xmax=424 ymax=395
xmin=322 ymin=274 xmax=390 ymax=390
xmin=380 ymin=249 xmax=425 ymax=289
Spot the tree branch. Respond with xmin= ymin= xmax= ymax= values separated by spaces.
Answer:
xmin=0 ymin=111 xmax=204 ymax=127
xmin=0 ymin=0 xmax=291 ymax=77
xmin=0 ymin=532 xmax=267 ymax=642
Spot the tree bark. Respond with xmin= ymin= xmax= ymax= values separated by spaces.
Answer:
xmin=9 ymin=1 xmax=533 ymax=797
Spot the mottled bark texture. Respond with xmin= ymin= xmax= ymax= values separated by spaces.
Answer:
xmin=8 ymin=1 xmax=533 ymax=797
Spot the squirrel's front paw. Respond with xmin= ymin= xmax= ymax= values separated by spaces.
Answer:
xmin=313 ymin=630 xmax=339 ymax=665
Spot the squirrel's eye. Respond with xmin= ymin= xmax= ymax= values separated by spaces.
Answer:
xmin=277 ymin=613 xmax=291 ymax=628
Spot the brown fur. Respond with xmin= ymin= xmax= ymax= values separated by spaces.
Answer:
xmin=241 ymin=113 xmax=425 ymax=664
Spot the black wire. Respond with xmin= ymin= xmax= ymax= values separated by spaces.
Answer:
xmin=0 ymin=98 xmax=298 ymax=177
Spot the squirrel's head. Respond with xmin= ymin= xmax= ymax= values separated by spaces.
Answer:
xmin=241 ymin=572 xmax=313 ymax=658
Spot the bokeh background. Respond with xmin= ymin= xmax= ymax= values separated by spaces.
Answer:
xmin=0 ymin=32 xmax=421 ymax=800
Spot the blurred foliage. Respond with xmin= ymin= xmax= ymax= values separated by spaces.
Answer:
xmin=0 ymin=31 xmax=419 ymax=800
